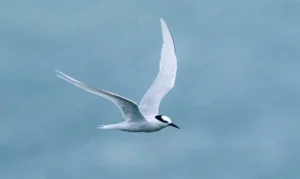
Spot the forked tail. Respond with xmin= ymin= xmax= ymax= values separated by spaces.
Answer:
xmin=97 ymin=125 xmax=111 ymax=129
xmin=97 ymin=124 xmax=121 ymax=130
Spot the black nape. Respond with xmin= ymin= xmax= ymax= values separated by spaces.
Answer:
xmin=155 ymin=115 xmax=168 ymax=123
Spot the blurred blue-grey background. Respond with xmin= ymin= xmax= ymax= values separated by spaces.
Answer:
xmin=1 ymin=0 xmax=300 ymax=178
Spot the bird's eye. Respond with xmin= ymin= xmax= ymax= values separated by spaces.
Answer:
xmin=161 ymin=119 xmax=168 ymax=123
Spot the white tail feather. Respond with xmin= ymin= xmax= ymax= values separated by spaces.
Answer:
xmin=97 ymin=124 xmax=122 ymax=130
xmin=97 ymin=125 xmax=110 ymax=129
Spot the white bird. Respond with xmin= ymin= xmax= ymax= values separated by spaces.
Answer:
xmin=55 ymin=18 xmax=179 ymax=133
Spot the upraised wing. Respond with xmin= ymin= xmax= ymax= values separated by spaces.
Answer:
xmin=138 ymin=18 xmax=177 ymax=117
xmin=55 ymin=70 xmax=145 ymax=122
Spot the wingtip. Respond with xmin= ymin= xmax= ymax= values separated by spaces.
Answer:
xmin=160 ymin=18 xmax=166 ymax=25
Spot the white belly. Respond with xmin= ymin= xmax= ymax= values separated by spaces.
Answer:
xmin=120 ymin=121 xmax=165 ymax=133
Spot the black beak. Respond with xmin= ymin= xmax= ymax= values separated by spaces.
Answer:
xmin=169 ymin=123 xmax=180 ymax=129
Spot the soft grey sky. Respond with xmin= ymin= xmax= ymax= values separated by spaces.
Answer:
xmin=1 ymin=0 xmax=300 ymax=179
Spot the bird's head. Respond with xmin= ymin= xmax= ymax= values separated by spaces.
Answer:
xmin=155 ymin=115 xmax=180 ymax=129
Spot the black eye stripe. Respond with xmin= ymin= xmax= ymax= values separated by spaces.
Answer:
xmin=160 ymin=119 xmax=168 ymax=123
xmin=155 ymin=115 xmax=168 ymax=123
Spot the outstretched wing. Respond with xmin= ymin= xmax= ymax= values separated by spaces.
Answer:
xmin=138 ymin=18 xmax=177 ymax=117
xmin=55 ymin=70 xmax=145 ymax=121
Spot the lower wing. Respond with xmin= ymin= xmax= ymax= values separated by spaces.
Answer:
xmin=55 ymin=70 xmax=145 ymax=122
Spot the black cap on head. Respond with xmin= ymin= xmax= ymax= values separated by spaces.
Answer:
xmin=155 ymin=115 xmax=179 ymax=129
xmin=155 ymin=115 xmax=169 ymax=123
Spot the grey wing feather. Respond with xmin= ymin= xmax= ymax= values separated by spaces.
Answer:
xmin=55 ymin=70 xmax=145 ymax=121
xmin=138 ymin=18 xmax=177 ymax=117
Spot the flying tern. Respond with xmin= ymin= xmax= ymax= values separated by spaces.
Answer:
xmin=55 ymin=18 xmax=179 ymax=132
